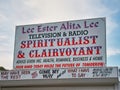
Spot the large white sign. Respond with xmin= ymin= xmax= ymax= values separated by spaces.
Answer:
xmin=14 ymin=18 xmax=106 ymax=69
xmin=0 ymin=67 xmax=117 ymax=80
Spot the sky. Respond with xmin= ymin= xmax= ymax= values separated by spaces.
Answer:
xmin=0 ymin=0 xmax=120 ymax=70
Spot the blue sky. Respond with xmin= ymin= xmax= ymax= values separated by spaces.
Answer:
xmin=0 ymin=0 xmax=120 ymax=69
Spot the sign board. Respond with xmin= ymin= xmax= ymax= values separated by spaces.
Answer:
xmin=0 ymin=67 xmax=117 ymax=80
xmin=14 ymin=17 xmax=106 ymax=69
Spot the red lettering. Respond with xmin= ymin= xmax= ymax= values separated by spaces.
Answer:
xmin=29 ymin=50 xmax=40 ymax=58
xmin=53 ymin=49 xmax=58 ymax=56
xmin=82 ymin=62 xmax=104 ymax=67
xmin=59 ymin=48 xmax=65 ymax=56
xmin=38 ymin=40 xmax=44 ymax=47
xmin=34 ymin=64 xmax=43 ymax=69
xmin=62 ymin=63 xmax=74 ymax=68
xmin=20 ymin=41 xmax=26 ymax=48
xmin=55 ymin=64 xmax=61 ymax=68
xmin=76 ymin=63 xmax=80 ymax=67
xmin=27 ymin=40 xmax=32 ymax=48
xmin=83 ymin=36 xmax=89 ymax=44
xmin=49 ymin=39 xmax=55 ymax=46
xmin=92 ymin=36 xmax=98 ymax=44
xmin=24 ymin=65 xmax=32 ymax=69
xmin=44 ymin=64 xmax=54 ymax=68
xmin=72 ymin=48 xmax=78 ymax=55
xmin=66 ymin=48 xmax=72 ymax=56
xmin=86 ymin=47 xmax=93 ymax=55
xmin=95 ymin=46 xmax=102 ymax=54
xmin=72 ymin=37 xmax=78 ymax=45
xmin=64 ymin=38 xmax=70 ymax=46
xmin=41 ymin=50 xmax=47 ymax=57
xmin=16 ymin=65 xmax=23 ymax=69
xmin=78 ymin=48 xmax=85 ymax=55
xmin=57 ymin=38 xmax=63 ymax=46
xmin=78 ymin=37 xmax=82 ymax=44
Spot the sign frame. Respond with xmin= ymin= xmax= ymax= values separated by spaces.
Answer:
xmin=13 ymin=17 xmax=106 ymax=69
